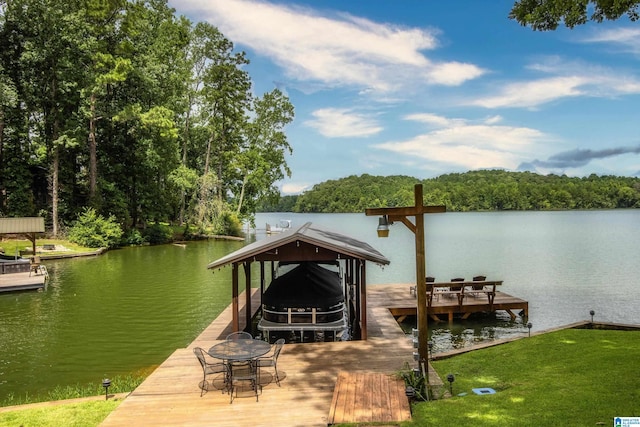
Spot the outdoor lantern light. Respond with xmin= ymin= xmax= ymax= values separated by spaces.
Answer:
xmin=102 ymin=378 xmax=111 ymax=400
xmin=446 ymin=373 xmax=454 ymax=395
xmin=428 ymin=340 xmax=434 ymax=359
xmin=527 ymin=322 xmax=532 ymax=337
xmin=376 ymin=216 xmax=390 ymax=238
xmin=590 ymin=310 xmax=595 ymax=323
xmin=405 ymin=386 xmax=415 ymax=399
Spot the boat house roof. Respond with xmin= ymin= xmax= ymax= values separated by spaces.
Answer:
xmin=0 ymin=217 xmax=45 ymax=234
xmin=207 ymin=222 xmax=390 ymax=269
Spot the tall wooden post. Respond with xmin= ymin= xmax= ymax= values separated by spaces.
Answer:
xmin=413 ymin=186 xmax=428 ymax=365
xmin=365 ymin=184 xmax=445 ymax=364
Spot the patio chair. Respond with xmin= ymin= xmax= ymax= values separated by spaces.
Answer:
xmin=226 ymin=331 xmax=253 ymax=340
xmin=469 ymin=275 xmax=487 ymax=297
xmin=29 ymin=256 xmax=42 ymax=276
xmin=229 ymin=360 xmax=259 ymax=403
xmin=256 ymin=338 xmax=285 ymax=386
xmin=193 ymin=347 xmax=229 ymax=396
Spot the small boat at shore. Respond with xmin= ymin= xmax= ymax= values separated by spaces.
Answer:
xmin=266 ymin=219 xmax=292 ymax=234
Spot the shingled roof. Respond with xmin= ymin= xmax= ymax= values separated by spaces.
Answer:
xmin=207 ymin=222 xmax=389 ymax=269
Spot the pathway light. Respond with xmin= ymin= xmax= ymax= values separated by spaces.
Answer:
xmin=590 ymin=310 xmax=595 ymax=323
xmin=527 ymin=322 xmax=532 ymax=337
xmin=446 ymin=373 xmax=454 ymax=395
xmin=102 ymin=378 xmax=111 ymax=400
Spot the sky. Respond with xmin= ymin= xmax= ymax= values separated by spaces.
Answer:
xmin=168 ymin=0 xmax=640 ymax=194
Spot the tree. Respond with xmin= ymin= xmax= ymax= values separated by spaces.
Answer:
xmin=234 ymin=88 xmax=294 ymax=216
xmin=510 ymin=0 xmax=640 ymax=30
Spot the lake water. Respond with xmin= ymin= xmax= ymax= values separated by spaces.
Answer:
xmin=1 ymin=210 xmax=639 ymax=401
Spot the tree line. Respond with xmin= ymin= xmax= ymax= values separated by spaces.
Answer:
xmin=260 ymin=170 xmax=640 ymax=213
xmin=0 ymin=0 xmax=293 ymax=237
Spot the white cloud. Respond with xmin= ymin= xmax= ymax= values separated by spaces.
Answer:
xmin=305 ymin=108 xmax=383 ymax=138
xmin=471 ymin=76 xmax=587 ymax=109
xmin=281 ymin=182 xmax=310 ymax=194
xmin=375 ymin=113 xmax=550 ymax=171
xmin=175 ymin=0 xmax=485 ymax=92
xmin=470 ymin=56 xmax=640 ymax=109
xmin=426 ymin=61 xmax=487 ymax=86
xmin=581 ymin=27 xmax=640 ymax=54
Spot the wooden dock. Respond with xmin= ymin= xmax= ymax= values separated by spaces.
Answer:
xmin=100 ymin=283 xmax=526 ymax=427
xmin=386 ymin=284 xmax=528 ymax=323
xmin=0 ymin=270 xmax=47 ymax=293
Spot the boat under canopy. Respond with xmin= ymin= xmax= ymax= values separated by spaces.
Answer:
xmin=259 ymin=262 xmax=348 ymax=342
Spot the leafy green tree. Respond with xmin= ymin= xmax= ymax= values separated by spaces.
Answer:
xmin=234 ymin=88 xmax=294 ymax=216
xmin=510 ymin=0 xmax=640 ymax=30
xmin=286 ymin=171 xmax=640 ymax=213
xmin=68 ymin=207 xmax=123 ymax=248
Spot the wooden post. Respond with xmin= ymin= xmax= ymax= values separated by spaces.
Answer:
xmin=365 ymin=184 xmax=445 ymax=363
xmin=244 ymin=262 xmax=252 ymax=331
xmin=413 ymin=185 xmax=428 ymax=366
xmin=360 ymin=260 xmax=367 ymax=340
xmin=232 ymin=263 xmax=239 ymax=332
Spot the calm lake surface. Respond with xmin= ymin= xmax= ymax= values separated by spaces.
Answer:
xmin=1 ymin=210 xmax=639 ymax=401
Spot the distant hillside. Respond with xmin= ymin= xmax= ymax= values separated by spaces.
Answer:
xmin=258 ymin=170 xmax=640 ymax=213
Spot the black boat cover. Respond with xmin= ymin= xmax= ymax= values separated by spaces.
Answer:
xmin=263 ymin=262 xmax=343 ymax=309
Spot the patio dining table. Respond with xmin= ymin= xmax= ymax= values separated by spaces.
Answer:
xmin=208 ymin=339 xmax=272 ymax=402
xmin=208 ymin=339 xmax=271 ymax=362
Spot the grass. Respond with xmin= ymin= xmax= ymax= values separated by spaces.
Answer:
xmin=408 ymin=328 xmax=640 ymax=426
xmin=0 ymin=373 xmax=147 ymax=427
xmin=0 ymin=238 xmax=95 ymax=256
xmin=0 ymin=400 xmax=121 ymax=427
xmin=0 ymin=372 xmax=148 ymax=407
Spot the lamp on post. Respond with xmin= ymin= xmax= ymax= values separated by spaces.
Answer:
xmin=527 ymin=322 xmax=532 ymax=337
xmin=446 ymin=373 xmax=455 ymax=395
xmin=366 ymin=184 xmax=445 ymax=367
xmin=589 ymin=310 xmax=595 ymax=323
xmin=102 ymin=378 xmax=111 ymax=400
xmin=377 ymin=216 xmax=390 ymax=238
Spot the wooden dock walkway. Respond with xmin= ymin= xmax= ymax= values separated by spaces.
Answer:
xmin=100 ymin=282 xmax=527 ymax=427
xmin=0 ymin=270 xmax=47 ymax=293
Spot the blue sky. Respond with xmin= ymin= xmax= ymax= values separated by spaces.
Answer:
xmin=168 ymin=0 xmax=640 ymax=194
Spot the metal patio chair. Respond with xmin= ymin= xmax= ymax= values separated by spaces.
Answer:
xmin=229 ymin=360 xmax=259 ymax=403
xmin=226 ymin=331 xmax=253 ymax=340
xmin=193 ymin=347 xmax=229 ymax=396
xmin=256 ymin=338 xmax=285 ymax=386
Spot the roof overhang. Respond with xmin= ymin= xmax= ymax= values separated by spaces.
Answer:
xmin=207 ymin=222 xmax=389 ymax=270
xmin=0 ymin=217 xmax=45 ymax=234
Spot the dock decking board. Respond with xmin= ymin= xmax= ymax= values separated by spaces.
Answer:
xmin=101 ymin=283 xmax=525 ymax=427
xmin=328 ymin=371 xmax=410 ymax=425
xmin=0 ymin=271 xmax=47 ymax=292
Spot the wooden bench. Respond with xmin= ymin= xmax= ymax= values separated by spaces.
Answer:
xmin=427 ymin=280 xmax=502 ymax=308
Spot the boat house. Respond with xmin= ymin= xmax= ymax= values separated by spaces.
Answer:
xmin=207 ymin=222 xmax=389 ymax=342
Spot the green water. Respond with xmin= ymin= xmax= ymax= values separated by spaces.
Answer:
xmin=0 ymin=239 xmax=247 ymax=402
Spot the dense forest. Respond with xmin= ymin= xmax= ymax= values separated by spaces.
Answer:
xmin=0 ymin=0 xmax=293 ymax=236
xmin=260 ymin=170 xmax=640 ymax=213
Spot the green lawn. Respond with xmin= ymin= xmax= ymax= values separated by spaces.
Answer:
xmin=0 ymin=238 xmax=95 ymax=256
xmin=410 ymin=328 xmax=640 ymax=426
xmin=0 ymin=400 xmax=121 ymax=427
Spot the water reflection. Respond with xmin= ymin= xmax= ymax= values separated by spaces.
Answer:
xmin=399 ymin=312 xmax=528 ymax=355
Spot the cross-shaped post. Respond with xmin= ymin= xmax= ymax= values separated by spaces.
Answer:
xmin=365 ymin=184 xmax=445 ymax=367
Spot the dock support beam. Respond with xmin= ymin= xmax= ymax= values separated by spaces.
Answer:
xmin=366 ymin=184 xmax=445 ymax=363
